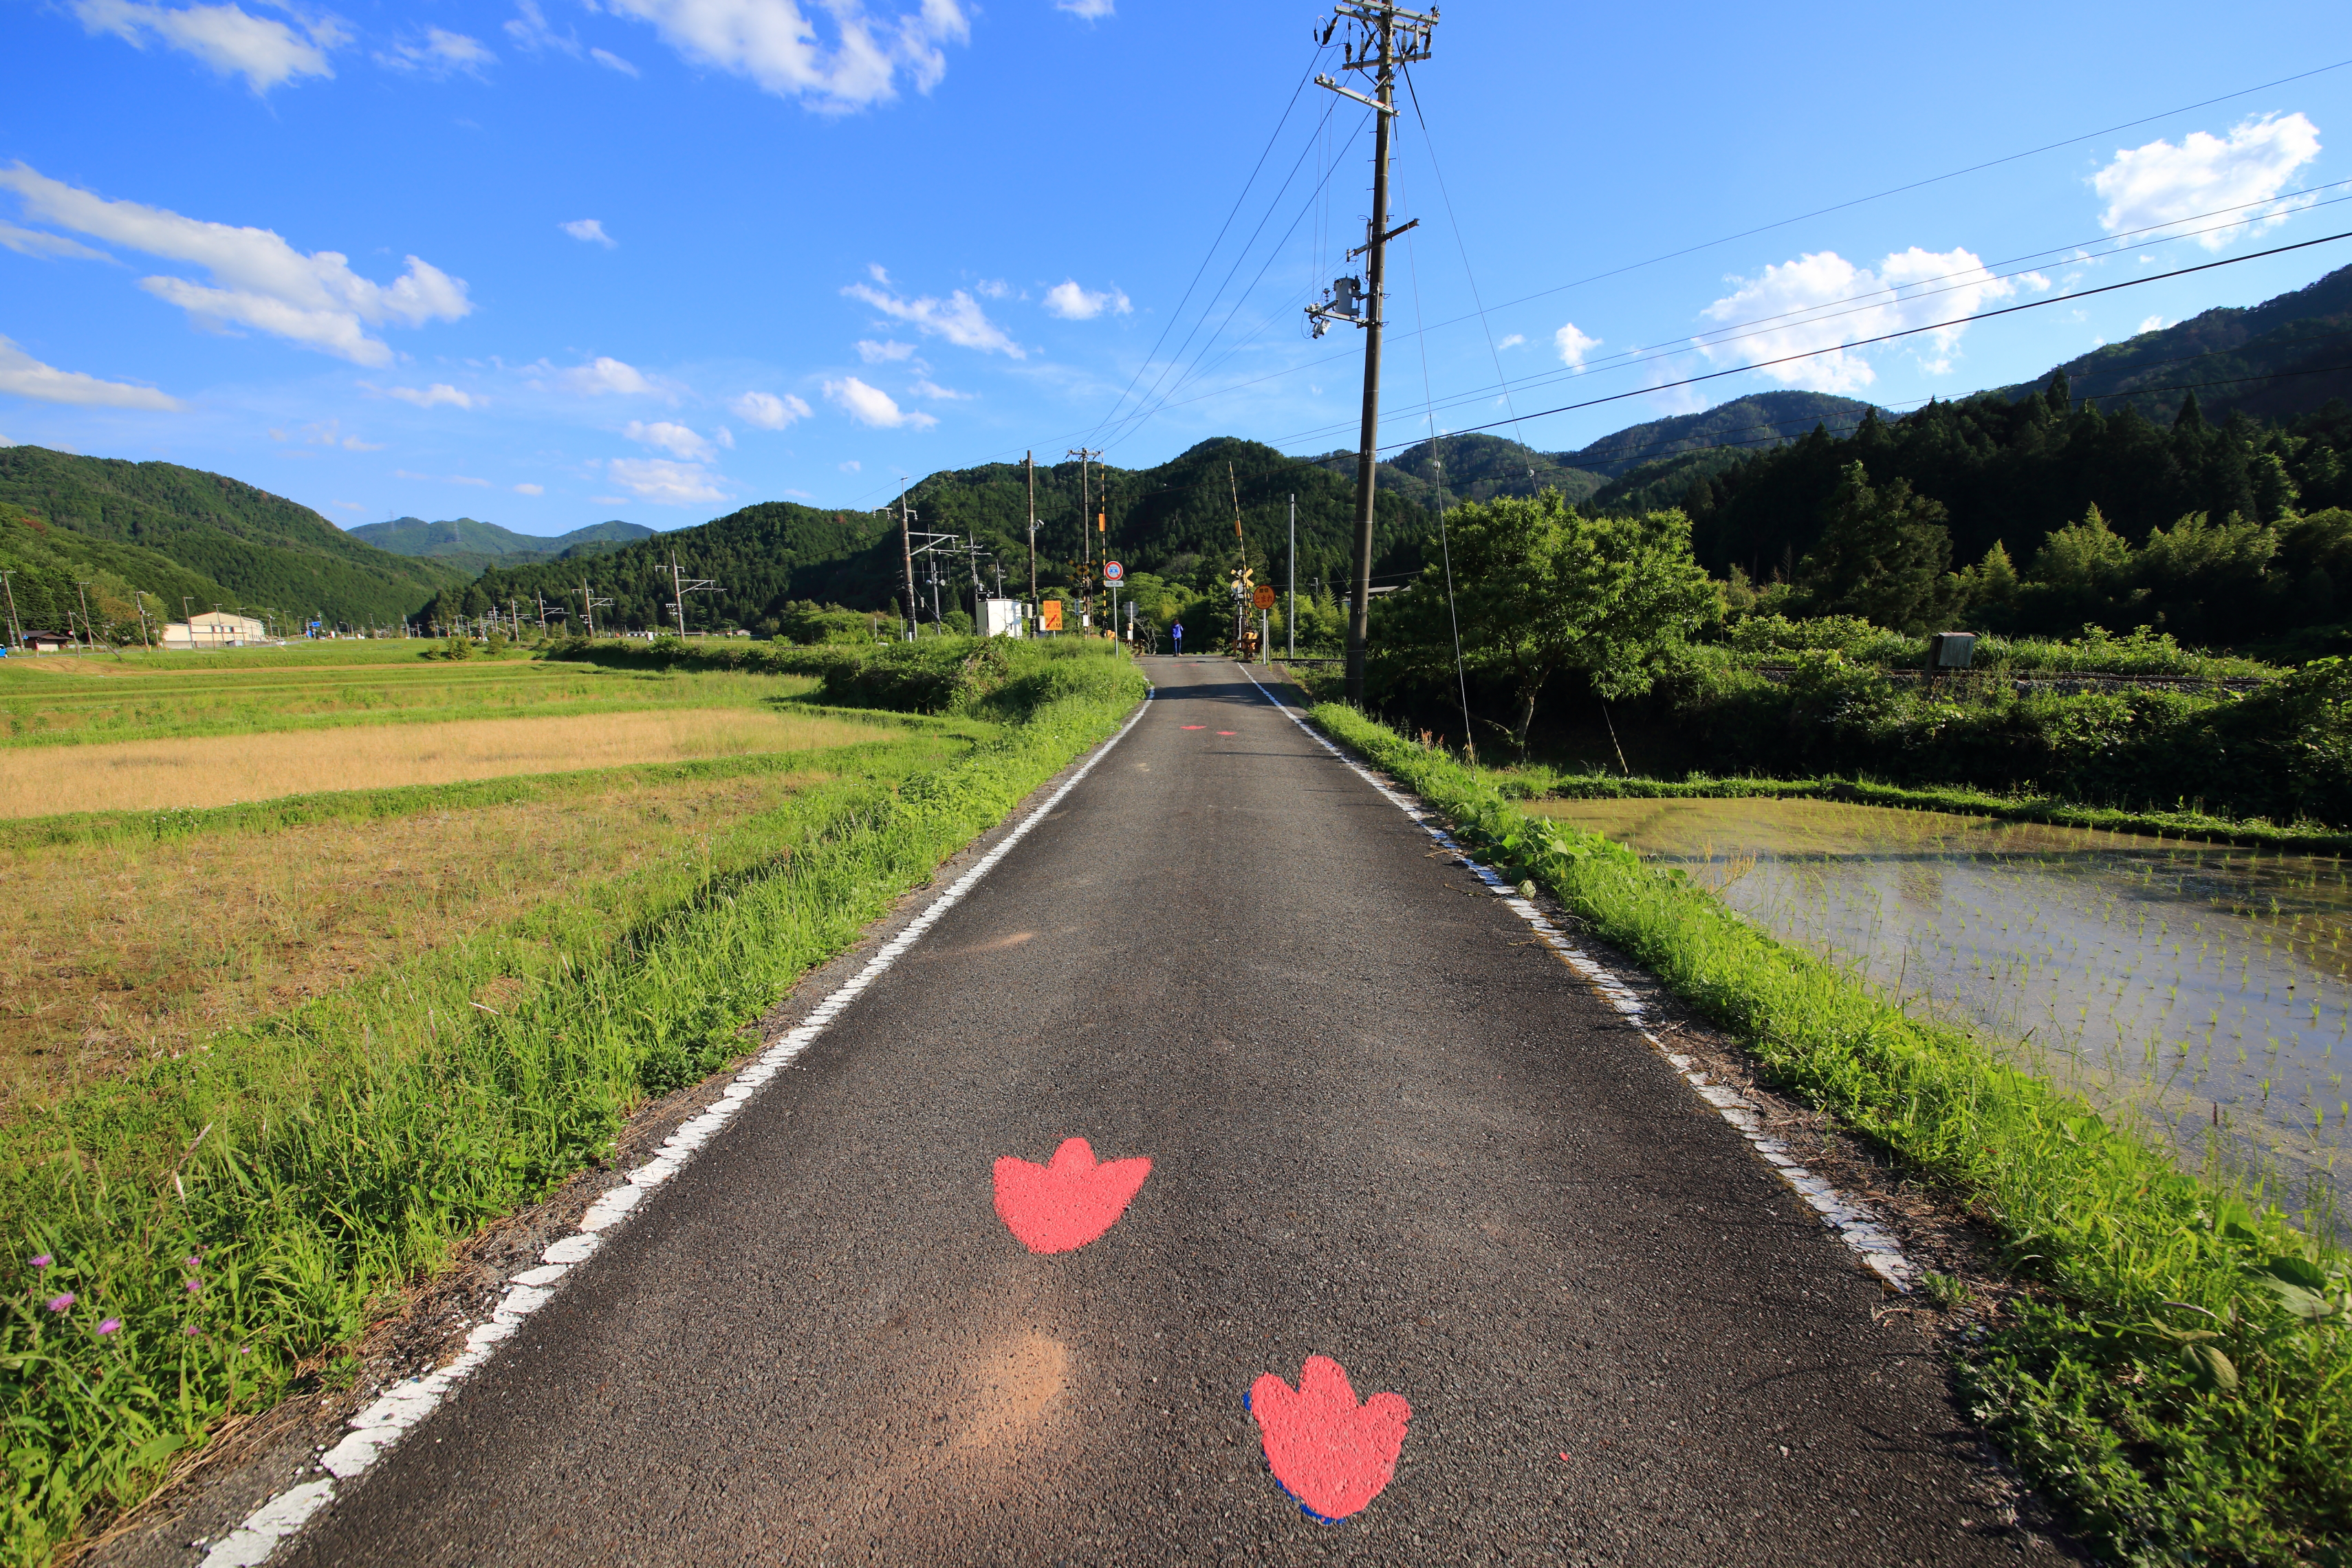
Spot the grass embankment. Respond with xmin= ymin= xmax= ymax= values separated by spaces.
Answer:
xmin=0 ymin=638 xmax=1146 ymax=1565
xmin=1311 ymin=702 xmax=2351 ymax=1567
xmin=1492 ymin=768 xmax=2352 ymax=858
xmin=0 ymin=653 xmax=823 ymax=748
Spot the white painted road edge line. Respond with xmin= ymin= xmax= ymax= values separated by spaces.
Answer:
xmin=200 ymin=688 xmax=1157 ymax=1568
xmin=1239 ymin=666 xmax=1915 ymax=1294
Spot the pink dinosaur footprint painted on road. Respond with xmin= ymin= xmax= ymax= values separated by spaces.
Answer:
xmin=1248 ymin=1355 xmax=1412 ymax=1523
xmin=992 ymin=1137 xmax=1152 ymax=1254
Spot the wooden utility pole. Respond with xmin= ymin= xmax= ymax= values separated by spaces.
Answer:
xmin=897 ymin=486 xmax=919 ymax=640
xmin=74 ymin=581 xmax=96 ymax=650
xmin=1025 ymin=451 xmax=1038 ymax=619
xmin=0 ymin=571 xmax=20 ymax=651
xmin=1307 ymin=1 xmax=1435 ymax=704
xmin=579 ymin=580 xmax=597 ymax=638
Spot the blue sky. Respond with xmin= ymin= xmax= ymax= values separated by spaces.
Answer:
xmin=3 ymin=0 xmax=2350 ymax=537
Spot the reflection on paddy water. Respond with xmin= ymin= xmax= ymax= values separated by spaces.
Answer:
xmin=1527 ymin=796 xmax=2351 ymax=1226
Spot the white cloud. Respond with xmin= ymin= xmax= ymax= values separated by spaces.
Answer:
xmin=0 ymin=222 xmax=111 ymax=262
xmin=602 ymin=0 xmax=968 ymax=111
xmin=823 ymin=375 xmax=935 ymax=428
xmin=731 ymin=390 xmax=812 ymax=429
xmin=974 ymin=277 xmax=1011 ymax=298
xmin=1495 ymin=333 xmax=1525 ymax=351
xmin=0 ymin=336 xmax=181 ymax=409
xmin=0 ymin=163 xmax=469 ymax=367
xmin=856 ymin=338 xmax=915 ymax=362
xmin=2137 ymin=315 xmax=2168 ymax=336
xmin=378 ymin=29 xmax=496 ymax=78
xmin=842 ymin=276 xmax=1022 ymax=356
xmin=551 ymin=356 xmax=658 ymax=395
xmin=71 ymin=0 xmax=342 ymax=93
xmin=514 ymin=482 xmax=545 ymax=495
xmin=2093 ymin=113 xmax=2322 ymax=250
xmin=1057 ymin=0 xmax=1113 ymax=15
xmin=1694 ymin=246 xmax=2016 ymax=393
xmin=507 ymin=0 xmax=578 ymax=54
xmin=838 ymin=459 xmax=860 ymax=472
xmin=605 ymin=455 xmax=726 ymax=504
xmin=624 ymin=418 xmax=716 ymax=460
xmin=1041 ymin=279 xmax=1131 ymax=321
xmin=508 ymin=0 xmax=637 ymax=73
xmin=292 ymin=417 xmax=382 ymax=450
xmin=1554 ymin=322 xmax=1600 ymax=369
xmin=386 ymin=382 xmax=475 ymax=409
xmin=908 ymin=377 xmax=971 ymax=400
xmin=561 ymin=218 xmax=618 ymax=248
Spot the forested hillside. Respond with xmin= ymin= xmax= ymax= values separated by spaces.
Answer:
xmin=351 ymin=516 xmax=653 ymax=575
xmin=461 ymin=439 xmax=1439 ymax=635
xmin=0 ymin=446 xmax=462 ymax=625
xmin=1996 ymin=259 xmax=2352 ymax=426
xmin=0 ymin=502 xmax=238 ymax=639
xmin=1559 ymin=391 xmax=1881 ymax=476
xmin=1310 ymin=435 xmax=1605 ymax=509
xmin=459 ymin=502 xmax=894 ymax=634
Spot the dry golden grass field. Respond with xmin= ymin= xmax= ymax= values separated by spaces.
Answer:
xmin=0 ymin=765 xmax=848 ymax=1107
xmin=0 ymin=707 xmax=893 ymax=817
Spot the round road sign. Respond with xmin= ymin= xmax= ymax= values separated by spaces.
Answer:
xmin=1103 ymin=560 xmax=1125 ymax=583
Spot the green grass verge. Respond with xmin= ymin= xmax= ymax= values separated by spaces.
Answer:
xmin=1501 ymin=770 xmax=2352 ymax=858
xmin=1311 ymin=702 xmax=2351 ymax=1567
xmin=0 ymin=646 xmax=1145 ymax=1565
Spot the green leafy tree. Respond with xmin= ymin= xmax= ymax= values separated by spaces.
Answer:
xmin=1795 ymin=462 xmax=1959 ymax=633
xmin=1390 ymin=491 xmax=1714 ymax=748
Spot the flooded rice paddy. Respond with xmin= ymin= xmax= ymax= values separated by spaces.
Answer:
xmin=1527 ymin=796 xmax=2351 ymax=1226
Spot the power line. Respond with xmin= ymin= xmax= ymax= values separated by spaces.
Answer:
xmin=1371 ymin=226 xmax=2352 ymax=453
xmin=1401 ymin=55 xmax=2352 ymax=340
xmin=1086 ymin=45 xmax=1339 ymax=448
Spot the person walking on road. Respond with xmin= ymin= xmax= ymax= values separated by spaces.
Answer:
xmin=1171 ymin=620 xmax=1182 ymax=657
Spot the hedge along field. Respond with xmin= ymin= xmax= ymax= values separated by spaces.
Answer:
xmin=1312 ymin=704 xmax=2351 ymax=1568
xmin=0 ymin=638 xmax=1146 ymax=1565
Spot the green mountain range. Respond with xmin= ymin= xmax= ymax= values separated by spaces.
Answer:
xmin=1996 ymin=260 xmax=2352 ymax=426
xmin=0 ymin=446 xmax=464 ymax=627
xmin=461 ymin=437 xmax=1435 ymax=633
xmin=349 ymin=516 xmax=656 ymax=576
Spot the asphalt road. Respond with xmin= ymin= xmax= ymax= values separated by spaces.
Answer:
xmin=286 ymin=656 xmax=2048 ymax=1565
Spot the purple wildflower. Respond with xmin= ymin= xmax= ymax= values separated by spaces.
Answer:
xmin=30 ymin=1255 xmax=50 ymax=1269
xmin=97 ymin=1318 xmax=121 ymax=1335
xmin=184 ymin=1256 xmax=200 ymax=1268
xmin=185 ymin=1279 xmax=202 ymax=1294
xmin=183 ymin=1325 xmax=200 ymax=1337
xmin=45 ymin=1293 xmax=73 ymax=1312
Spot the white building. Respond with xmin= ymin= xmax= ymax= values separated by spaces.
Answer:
xmin=161 ymin=611 xmax=270 ymax=648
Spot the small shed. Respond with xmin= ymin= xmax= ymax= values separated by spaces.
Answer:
xmin=21 ymin=630 xmax=74 ymax=653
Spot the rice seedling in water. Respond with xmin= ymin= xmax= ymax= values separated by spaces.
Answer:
xmin=1530 ymin=795 xmax=2352 ymax=1233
